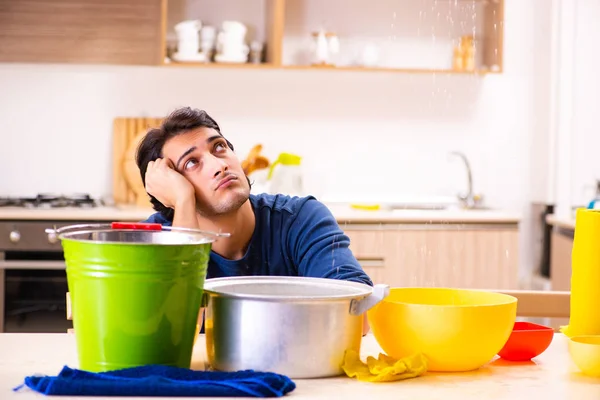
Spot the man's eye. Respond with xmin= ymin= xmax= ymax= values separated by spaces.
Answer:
xmin=215 ymin=142 xmax=227 ymax=152
xmin=184 ymin=159 xmax=198 ymax=170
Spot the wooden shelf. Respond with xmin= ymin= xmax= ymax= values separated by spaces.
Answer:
xmin=281 ymin=65 xmax=500 ymax=75
xmin=162 ymin=61 xmax=500 ymax=75
xmin=280 ymin=0 xmax=503 ymax=73
xmin=163 ymin=61 xmax=278 ymax=69
xmin=162 ymin=0 xmax=504 ymax=74
xmin=163 ymin=0 xmax=284 ymax=65
xmin=0 ymin=0 xmax=504 ymax=75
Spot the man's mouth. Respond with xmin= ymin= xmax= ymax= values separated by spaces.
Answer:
xmin=216 ymin=175 xmax=237 ymax=190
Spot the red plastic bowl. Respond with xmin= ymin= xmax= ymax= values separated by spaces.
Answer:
xmin=498 ymin=321 xmax=554 ymax=361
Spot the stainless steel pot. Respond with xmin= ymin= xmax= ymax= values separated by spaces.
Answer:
xmin=201 ymin=276 xmax=390 ymax=378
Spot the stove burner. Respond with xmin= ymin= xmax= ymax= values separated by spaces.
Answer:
xmin=0 ymin=194 xmax=98 ymax=208
xmin=0 ymin=198 xmax=19 ymax=207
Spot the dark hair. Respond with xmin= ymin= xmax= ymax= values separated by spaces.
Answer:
xmin=135 ymin=107 xmax=234 ymax=220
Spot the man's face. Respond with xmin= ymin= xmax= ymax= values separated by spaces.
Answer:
xmin=162 ymin=127 xmax=250 ymax=216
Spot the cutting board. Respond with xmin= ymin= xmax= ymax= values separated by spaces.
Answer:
xmin=112 ymin=117 xmax=164 ymax=207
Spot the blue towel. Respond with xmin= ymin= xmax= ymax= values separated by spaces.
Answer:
xmin=15 ymin=365 xmax=296 ymax=397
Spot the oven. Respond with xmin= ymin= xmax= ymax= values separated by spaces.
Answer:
xmin=0 ymin=220 xmax=76 ymax=333
xmin=0 ymin=194 xmax=102 ymax=333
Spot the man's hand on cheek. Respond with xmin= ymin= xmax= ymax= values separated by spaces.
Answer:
xmin=145 ymin=158 xmax=195 ymax=209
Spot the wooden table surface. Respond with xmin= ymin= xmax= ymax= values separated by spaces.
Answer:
xmin=1 ymin=332 xmax=599 ymax=399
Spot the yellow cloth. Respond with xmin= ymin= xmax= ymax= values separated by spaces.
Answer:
xmin=341 ymin=349 xmax=428 ymax=382
xmin=561 ymin=208 xmax=600 ymax=337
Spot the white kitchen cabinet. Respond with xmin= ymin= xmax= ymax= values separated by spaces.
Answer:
xmin=344 ymin=223 xmax=519 ymax=290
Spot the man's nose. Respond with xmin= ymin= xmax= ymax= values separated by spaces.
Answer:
xmin=210 ymin=156 xmax=229 ymax=177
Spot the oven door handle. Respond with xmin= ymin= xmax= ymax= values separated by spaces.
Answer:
xmin=0 ymin=261 xmax=66 ymax=270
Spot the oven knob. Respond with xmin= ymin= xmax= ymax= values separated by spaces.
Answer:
xmin=9 ymin=230 xmax=20 ymax=243
xmin=47 ymin=232 xmax=58 ymax=244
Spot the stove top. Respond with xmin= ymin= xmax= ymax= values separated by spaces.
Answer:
xmin=0 ymin=194 xmax=98 ymax=209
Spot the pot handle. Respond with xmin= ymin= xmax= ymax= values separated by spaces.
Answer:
xmin=349 ymin=284 xmax=390 ymax=316
xmin=200 ymin=292 xmax=210 ymax=308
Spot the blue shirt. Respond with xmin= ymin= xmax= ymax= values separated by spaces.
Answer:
xmin=143 ymin=193 xmax=373 ymax=287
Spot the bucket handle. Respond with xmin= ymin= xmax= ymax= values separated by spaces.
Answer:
xmin=111 ymin=222 xmax=162 ymax=231
xmin=349 ymin=284 xmax=390 ymax=316
xmin=45 ymin=222 xmax=231 ymax=238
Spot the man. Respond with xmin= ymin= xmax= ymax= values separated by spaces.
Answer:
xmin=136 ymin=107 xmax=373 ymax=332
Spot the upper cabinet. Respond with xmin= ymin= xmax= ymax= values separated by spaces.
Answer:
xmin=0 ymin=0 xmax=503 ymax=74
xmin=0 ymin=0 xmax=164 ymax=65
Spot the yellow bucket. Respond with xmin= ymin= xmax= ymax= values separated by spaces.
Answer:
xmin=367 ymin=287 xmax=517 ymax=372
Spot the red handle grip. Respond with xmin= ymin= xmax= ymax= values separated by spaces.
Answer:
xmin=111 ymin=222 xmax=162 ymax=231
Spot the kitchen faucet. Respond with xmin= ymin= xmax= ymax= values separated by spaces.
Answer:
xmin=449 ymin=151 xmax=483 ymax=209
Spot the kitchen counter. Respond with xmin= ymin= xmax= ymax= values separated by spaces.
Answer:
xmin=0 ymin=204 xmax=521 ymax=224
xmin=547 ymin=214 xmax=576 ymax=230
xmin=0 ymin=205 xmax=155 ymax=222
xmin=328 ymin=205 xmax=520 ymax=225
xmin=1 ymin=332 xmax=598 ymax=399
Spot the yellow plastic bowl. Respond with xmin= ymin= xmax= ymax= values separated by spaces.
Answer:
xmin=367 ymin=287 xmax=517 ymax=372
xmin=568 ymin=336 xmax=600 ymax=377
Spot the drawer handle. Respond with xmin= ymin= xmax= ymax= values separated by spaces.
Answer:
xmin=358 ymin=258 xmax=385 ymax=268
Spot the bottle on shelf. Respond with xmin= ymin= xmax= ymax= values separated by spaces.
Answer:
xmin=452 ymin=35 xmax=475 ymax=72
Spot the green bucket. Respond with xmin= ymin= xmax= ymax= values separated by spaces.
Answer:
xmin=50 ymin=222 xmax=229 ymax=373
